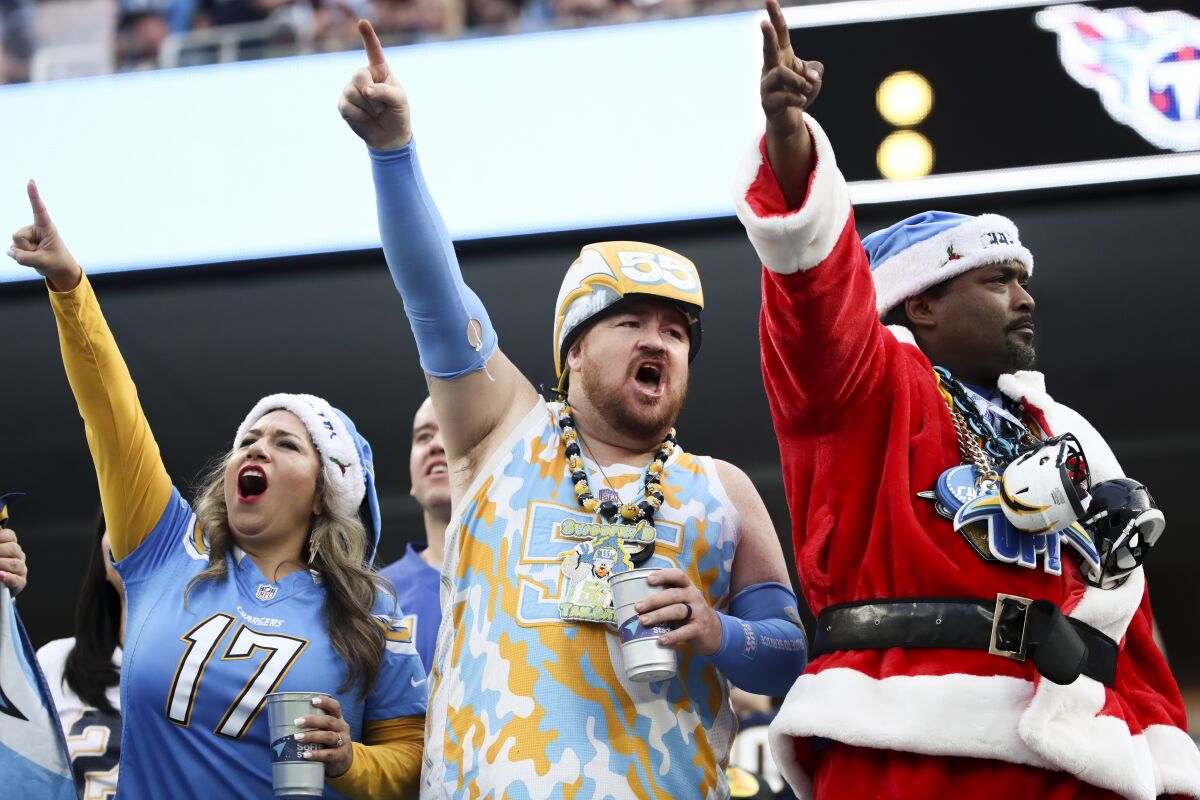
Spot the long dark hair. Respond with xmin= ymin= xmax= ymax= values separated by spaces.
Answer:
xmin=63 ymin=512 xmax=122 ymax=716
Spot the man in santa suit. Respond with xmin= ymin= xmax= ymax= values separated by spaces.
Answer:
xmin=732 ymin=2 xmax=1200 ymax=798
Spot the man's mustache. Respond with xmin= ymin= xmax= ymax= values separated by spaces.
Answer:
xmin=1006 ymin=315 xmax=1035 ymax=332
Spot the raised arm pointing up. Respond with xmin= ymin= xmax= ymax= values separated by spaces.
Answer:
xmin=9 ymin=180 xmax=82 ymax=292
xmin=339 ymin=22 xmax=539 ymax=483
xmin=759 ymin=0 xmax=823 ymax=210
xmin=338 ymin=21 xmax=412 ymax=152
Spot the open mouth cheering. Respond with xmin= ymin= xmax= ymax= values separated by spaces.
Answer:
xmin=633 ymin=361 xmax=665 ymax=397
xmin=237 ymin=464 xmax=269 ymax=502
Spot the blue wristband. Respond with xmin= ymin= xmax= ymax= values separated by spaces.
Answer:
xmin=369 ymin=141 xmax=498 ymax=379
xmin=711 ymin=582 xmax=808 ymax=696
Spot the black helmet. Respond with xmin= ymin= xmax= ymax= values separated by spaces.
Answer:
xmin=1081 ymin=478 xmax=1166 ymax=589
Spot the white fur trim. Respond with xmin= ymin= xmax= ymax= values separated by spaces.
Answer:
xmin=768 ymin=720 xmax=810 ymax=800
xmin=992 ymin=376 xmax=1187 ymax=798
xmin=1064 ymin=560 xmax=1144 ymax=642
xmin=732 ymin=115 xmax=851 ymax=275
xmin=1023 ymin=687 xmax=1158 ymax=800
xmin=1146 ymin=724 xmax=1200 ymax=797
xmin=998 ymin=369 xmax=1047 ymax=398
xmin=997 ymin=371 xmax=1123 ymax=483
xmin=768 ymin=668 xmax=1048 ymax=800
xmin=771 ymin=380 xmax=1200 ymax=798
xmin=1016 ymin=571 xmax=1164 ymax=799
xmin=233 ymin=393 xmax=365 ymax=519
xmin=871 ymin=214 xmax=1034 ymax=315
xmin=885 ymin=324 xmax=917 ymax=347
xmin=773 ymin=637 xmax=1200 ymax=799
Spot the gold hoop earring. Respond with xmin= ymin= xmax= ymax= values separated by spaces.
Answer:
xmin=308 ymin=529 xmax=323 ymax=565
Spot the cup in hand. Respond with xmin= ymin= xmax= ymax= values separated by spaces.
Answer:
xmin=609 ymin=568 xmax=678 ymax=682
xmin=266 ymin=691 xmax=331 ymax=798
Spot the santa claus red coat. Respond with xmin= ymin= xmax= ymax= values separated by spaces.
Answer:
xmin=733 ymin=115 xmax=1200 ymax=800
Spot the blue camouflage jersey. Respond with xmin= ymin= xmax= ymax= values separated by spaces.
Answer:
xmin=422 ymin=401 xmax=740 ymax=799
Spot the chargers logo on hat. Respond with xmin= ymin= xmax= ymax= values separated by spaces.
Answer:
xmin=552 ymin=242 xmax=704 ymax=381
xmin=1038 ymin=5 xmax=1200 ymax=152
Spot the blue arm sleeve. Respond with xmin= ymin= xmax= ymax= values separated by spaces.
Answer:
xmin=711 ymin=582 xmax=808 ymax=697
xmin=369 ymin=141 xmax=498 ymax=379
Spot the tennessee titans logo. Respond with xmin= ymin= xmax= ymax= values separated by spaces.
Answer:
xmin=1038 ymin=5 xmax=1200 ymax=151
xmin=256 ymin=583 xmax=278 ymax=601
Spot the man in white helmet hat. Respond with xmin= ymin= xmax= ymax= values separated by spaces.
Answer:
xmin=729 ymin=3 xmax=1197 ymax=799
xmin=337 ymin=19 xmax=809 ymax=799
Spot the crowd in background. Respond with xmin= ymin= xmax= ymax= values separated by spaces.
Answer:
xmin=0 ymin=0 xmax=825 ymax=83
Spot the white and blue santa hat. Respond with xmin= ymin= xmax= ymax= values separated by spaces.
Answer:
xmin=864 ymin=211 xmax=1034 ymax=316
xmin=234 ymin=394 xmax=381 ymax=561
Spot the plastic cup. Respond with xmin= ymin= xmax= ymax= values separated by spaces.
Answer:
xmin=266 ymin=692 xmax=330 ymax=798
xmin=609 ymin=568 xmax=678 ymax=682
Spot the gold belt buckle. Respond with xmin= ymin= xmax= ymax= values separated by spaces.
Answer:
xmin=989 ymin=593 xmax=1033 ymax=661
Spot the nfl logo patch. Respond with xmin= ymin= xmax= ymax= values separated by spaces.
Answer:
xmin=256 ymin=584 xmax=278 ymax=601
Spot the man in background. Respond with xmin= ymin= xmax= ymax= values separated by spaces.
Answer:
xmin=380 ymin=397 xmax=447 ymax=676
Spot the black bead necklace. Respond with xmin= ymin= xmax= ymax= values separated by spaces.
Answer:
xmin=556 ymin=403 xmax=673 ymax=524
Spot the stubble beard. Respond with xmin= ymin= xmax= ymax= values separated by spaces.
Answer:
xmin=578 ymin=365 xmax=687 ymax=444
xmin=1006 ymin=337 xmax=1036 ymax=372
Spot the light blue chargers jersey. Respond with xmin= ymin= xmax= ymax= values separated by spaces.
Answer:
xmin=380 ymin=543 xmax=442 ymax=676
xmin=115 ymin=489 xmax=427 ymax=799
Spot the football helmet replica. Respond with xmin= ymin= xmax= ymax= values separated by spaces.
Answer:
xmin=553 ymin=242 xmax=704 ymax=385
xmin=998 ymin=434 xmax=1090 ymax=534
xmin=1081 ymin=478 xmax=1165 ymax=589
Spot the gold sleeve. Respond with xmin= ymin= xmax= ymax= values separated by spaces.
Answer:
xmin=48 ymin=274 xmax=172 ymax=560
xmin=327 ymin=715 xmax=425 ymax=798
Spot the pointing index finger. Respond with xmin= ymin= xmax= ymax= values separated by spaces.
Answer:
xmin=761 ymin=19 xmax=780 ymax=69
xmin=357 ymin=19 xmax=390 ymax=83
xmin=766 ymin=0 xmax=791 ymax=56
xmin=27 ymin=180 xmax=51 ymax=228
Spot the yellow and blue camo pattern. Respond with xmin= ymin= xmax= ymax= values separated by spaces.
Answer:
xmin=423 ymin=403 xmax=738 ymax=799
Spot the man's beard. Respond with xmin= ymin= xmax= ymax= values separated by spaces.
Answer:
xmin=1006 ymin=338 xmax=1036 ymax=371
xmin=578 ymin=363 xmax=686 ymax=443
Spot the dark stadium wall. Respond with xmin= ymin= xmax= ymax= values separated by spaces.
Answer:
xmin=4 ymin=184 xmax=1199 ymax=692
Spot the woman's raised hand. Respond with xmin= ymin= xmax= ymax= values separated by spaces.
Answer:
xmin=8 ymin=180 xmax=82 ymax=292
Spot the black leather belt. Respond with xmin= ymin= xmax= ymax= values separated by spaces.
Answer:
xmin=812 ymin=595 xmax=1117 ymax=687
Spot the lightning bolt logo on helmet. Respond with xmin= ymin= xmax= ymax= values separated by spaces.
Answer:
xmin=552 ymin=241 xmax=704 ymax=388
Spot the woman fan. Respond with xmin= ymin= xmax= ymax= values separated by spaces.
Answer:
xmin=9 ymin=180 xmax=426 ymax=799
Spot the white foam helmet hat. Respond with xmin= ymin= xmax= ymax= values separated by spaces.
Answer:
xmin=552 ymin=241 xmax=704 ymax=383
xmin=998 ymin=436 xmax=1090 ymax=534
xmin=233 ymin=393 xmax=381 ymax=558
